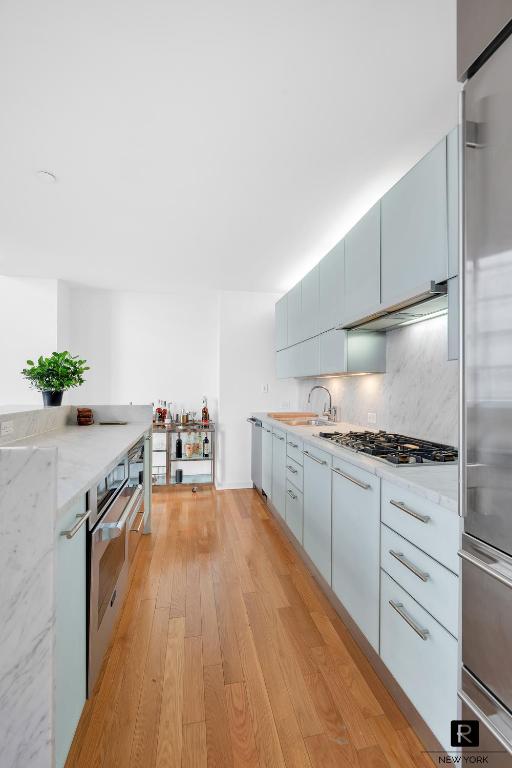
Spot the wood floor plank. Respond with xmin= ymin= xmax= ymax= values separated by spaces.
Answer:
xmin=199 ymin=553 xmax=222 ymax=667
xmin=183 ymin=721 xmax=208 ymax=768
xmin=170 ymin=530 xmax=187 ymax=618
xmin=224 ymin=682 xmax=260 ymax=768
xmin=183 ymin=636 xmax=206 ymax=725
xmin=305 ymin=732 xmax=360 ymax=768
xmin=204 ymin=664 xmax=234 ymax=768
xmin=213 ymin=575 xmax=243 ymax=684
xmin=185 ymin=528 xmax=202 ymax=637
xmin=156 ymin=617 xmax=185 ymax=767
xmin=357 ymin=745 xmax=392 ymax=768
xmin=129 ymin=605 xmax=170 ymax=767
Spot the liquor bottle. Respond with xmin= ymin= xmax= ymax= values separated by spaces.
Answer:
xmin=175 ymin=433 xmax=183 ymax=459
xmin=201 ymin=396 xmax=209 ymax=424
xmin=203 ymin=433 xmax=210 ymax=458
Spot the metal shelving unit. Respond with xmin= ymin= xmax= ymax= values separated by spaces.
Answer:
xmin=152 ymin=422 xmax=215 ymax=491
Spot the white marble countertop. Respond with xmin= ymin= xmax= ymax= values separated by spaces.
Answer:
xmin=254 ymin=414 xmax=458 ymax=513
xmin=7 ymin=422 xmax=150 ymax=516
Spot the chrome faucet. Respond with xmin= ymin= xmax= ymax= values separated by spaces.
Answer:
xmin=307 ymin=385 xmax=337 ymax=422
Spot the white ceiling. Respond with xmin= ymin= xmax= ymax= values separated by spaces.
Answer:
xmin=0 ymin=0 xmax=459 ymax=293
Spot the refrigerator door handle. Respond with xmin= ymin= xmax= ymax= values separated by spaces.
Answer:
xmin=458 ymin=548 xmax=512 ymax=591
xmin=458 ymin=688 xmax=512 ymax=756
xmin=459 ymin=87 xmax=466 ymax=519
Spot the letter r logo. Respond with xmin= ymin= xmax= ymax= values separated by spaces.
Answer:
xmin=450 ymin=720 xmax=479 ymax=747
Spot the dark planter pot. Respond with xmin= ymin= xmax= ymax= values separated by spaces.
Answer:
xmin=42 ymin=390 xmax=64 ymax=407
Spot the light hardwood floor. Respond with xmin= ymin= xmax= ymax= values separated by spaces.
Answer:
xmin=66 ymin=487 xmax=434 ymax=767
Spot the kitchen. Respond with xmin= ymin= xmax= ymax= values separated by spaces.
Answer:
xmin=1 ymin=2 xmax=512 ymax=767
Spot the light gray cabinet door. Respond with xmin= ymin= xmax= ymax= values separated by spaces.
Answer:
xmin=319 ymin=329 xmax=347 ymax=374
xmin=275 ymin=295 xmax=288 ymax=351
xmin=346 ymin=331 xmax=386 ymax=373
xmin=300 ymin=336 xmax=320 ymax=377
xmin=287 ymin=283 xmax=302 ymax=346
xmin=271 ymin=428 xmax=287 ymax=519
xmin=301 ymin=265 xmax=320 ymax=340
xmin=448 ymin=276 xmax=459 ymax=361
xmin=319 ymin=240 xmax=344 ymax=332
xmin=303 ymin=446 xmax=332 ymax=585
xmin=344 ymin=202 xmax=381 ymax=324
xmin=332 ymin=460 xmax=380 ymax=651
xmin=56 ymin=495 xmax=87 ymax=768
xmin=381 ymin=138 xmax=448 ymax=306
xmin=262 ymin=425 xmax=273 ymax=499
xmin=447 ymin=126 xmax=459 ymax=279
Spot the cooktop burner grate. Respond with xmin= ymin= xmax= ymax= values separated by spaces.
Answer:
xmin=317 ymin=430 xmax=458 ymax=466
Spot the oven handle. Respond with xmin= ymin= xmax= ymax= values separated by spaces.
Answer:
xmin=99 ymin=485 xmax=144 ymax=541
xmin=458 ymin=548 xmax=512 ymax=590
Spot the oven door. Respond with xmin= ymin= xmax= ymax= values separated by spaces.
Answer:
xmin=88 ymin=480 xmax=142 ymax=693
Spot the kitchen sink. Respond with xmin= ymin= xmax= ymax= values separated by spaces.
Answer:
xmin=280 ymin=418 xmax=328 ymax=427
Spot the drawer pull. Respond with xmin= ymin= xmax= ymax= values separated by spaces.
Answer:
xmin=303 ymin=450 xmax=327 ymax=466
xmin=286 ymin=465 xmax=298 ymax=474
xmin=390 ymin=499 xmax=430 ymax=523
xmin=60 ymin=510 xmax=91 ymax=539
xmin=389 ymin=550 xmax=429 ymax=582
xmin=332 ymin=466 xmax=370 ymax=490
xmin=273 ymin=434 xmax=285 ymax=441
xmin=287 ymin=489 xmax=298 ymax=501
xmin=288 ymin=441 xmax=299 ymax=448
xmin=389 ymin=600 xmax=429 ymax=640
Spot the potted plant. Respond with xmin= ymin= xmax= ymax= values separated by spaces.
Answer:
xmin=21 ymin=351 xmax=90 ymax=406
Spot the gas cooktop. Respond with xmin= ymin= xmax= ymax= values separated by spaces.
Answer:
xmin=316 ymin=430 xmax=458 ymax=466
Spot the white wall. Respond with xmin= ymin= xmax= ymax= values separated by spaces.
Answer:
xmin=0 ymin=277 xmax=58 ymax=404
xmin=61 ymin=283 xmax=298 ymax=487
xmin=216 ymin=291 xmax=299 ymax=489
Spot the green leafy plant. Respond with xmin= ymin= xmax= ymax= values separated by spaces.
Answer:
xmin=21 ymin=351 xmax=90 ymax=392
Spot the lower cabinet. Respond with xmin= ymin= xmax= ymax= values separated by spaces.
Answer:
xmin=271 ymin=428 xmax=287 ymax=519
xmin=262 ymin=424 xmax=273 ymax=499
xmin=303 ymin=445 xmax=332 ymax=585
xmin=285 ymin=480 xmax=303 ymax=543
xmin=332 ymin=460 xmax=380 ymax=651
xmin=380 ymin=571 xmax=458 ymax=751
xmin=55 ymin=495 xmax=88 ymax=768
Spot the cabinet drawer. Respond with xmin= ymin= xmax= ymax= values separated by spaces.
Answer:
xmin=380 ymin=571 xmax=458 ymax=751
xmin=286 ymin=481 xmax=303 ymax=544
xmin=381 ymin=524 xmax=458 ymax=638
xmin=302 ymin=444 xmax=332 ymax=467
xmin=381 ymin=480 xmax=459 ymax=573
xmin=286 ymin=456 xmax=303 ymax=491
xmin=286 ymin=435 xmax=303 ymax=466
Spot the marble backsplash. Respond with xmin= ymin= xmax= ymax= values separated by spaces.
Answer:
xmin=298 ymin=314 xmax=459 ymax=446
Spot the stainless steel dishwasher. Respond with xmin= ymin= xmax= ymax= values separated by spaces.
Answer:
xmin=247 ymin=417 xmax=263 ymax=493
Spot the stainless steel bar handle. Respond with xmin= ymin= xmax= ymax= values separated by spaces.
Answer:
xmin=288 ymin=441 xmax=298 ymax=448
xmin=273 ymin=434 xmax=285 ymax=441
xmin=61 ymin=510 xmax=91 ymax=539
xmin=100 ymin=485 xmax=144 ymax=541
xmin=287 ymin=489 xmax=297 ymax=500
xmin=331 ymin=466 xmax=370 ymax=489
xmin=389 ymin=550 xmax=429 ymax=582
xmin=131 ymin=511 xmax=146 ymax=533
xmin=389 ymin=600 xmax=429 ymax=641
xmin=286 ymin=465 xmax=298 ymax=474
xmin=303 ymin=450 xmax=327 ymax=466
xmin=458 ymin=549 xmax=512 ymax=590
xmin=458 ymin=690 xmax=512 ymax=756
xmin=459 ymin=88 xmax=467 ymax=518
xmin=390 ymin=499 xmax=430 ymax=523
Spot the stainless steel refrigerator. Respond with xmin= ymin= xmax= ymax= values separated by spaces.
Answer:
xmin=458 ymin=2 xmax=512 ymax=763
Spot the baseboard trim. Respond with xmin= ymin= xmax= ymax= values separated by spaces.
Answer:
xmin=215 ymin=481 xmax=253 ymax=491
xmin=263 ymin=492 xmax=445 ymax=758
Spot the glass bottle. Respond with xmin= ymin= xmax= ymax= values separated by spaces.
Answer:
xmin=203 ymin=433 xmax=210 ymax=458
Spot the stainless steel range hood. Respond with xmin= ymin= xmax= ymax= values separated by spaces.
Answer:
xmin=340 ymin=281 xmax=448 ymax=332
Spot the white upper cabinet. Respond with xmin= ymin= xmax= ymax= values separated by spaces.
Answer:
xmin=319 ymin=240 xmax=344 ymax=332
xmin=275 ymin=294 xmax=288 ymax=351
xmin=319 ymin=330 xmax=347 ymax=374
xmin=287 ymin=282 xmax=302 ymax=346
xmin=300 ymin=336 xmax=320 ymax=377
xmin=381 ymin=138 xmax=448 ymax=306
xmin=447 ymin=126 xmax=459 ymax=279
xmin=344 ymin=203 xmax=381 ymax=325
xmin=301 ymin=265 xmax=320 ymax=340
